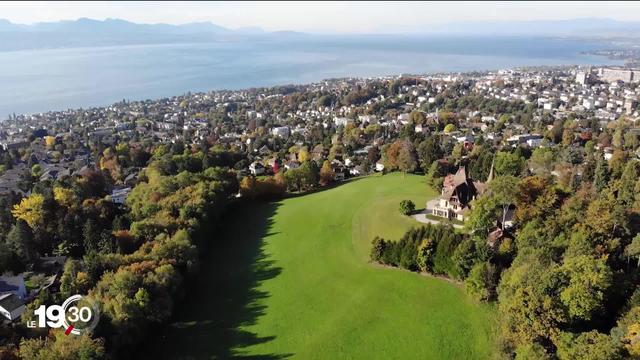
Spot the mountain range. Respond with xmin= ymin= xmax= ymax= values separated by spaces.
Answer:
xmin=0 ymin=17 xmax=639 ymax=52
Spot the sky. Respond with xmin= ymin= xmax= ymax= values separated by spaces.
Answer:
xmin=1 ymin=1 xmax=640 ymax=33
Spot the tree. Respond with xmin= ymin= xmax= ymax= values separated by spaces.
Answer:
xmin=452 ymin=238 xmax=477 ymax=279
xmin=515 ymin=343 xmax=551 ymax=360
xmin=618 ymin=160 xmax=639 ymax=207
xmin=298 ymin=148 xmax=310 ymax=162
xmin=399 ymin=200 xmax=415 ymax=216
xmin=44 ymin=135 xmax=56 ymax=148
xmin=466 ymin=194 xmax=499 ymax=237
xmin=367 ymin=146 xmax=380 ymax=166
xmin=593 ymin=154 xmax=609 ymax=192
xmin=19 ymin=330 xmax=105 ymax=360
xmin=498 ymin=254 xmax=567 ymax=347
xmin=5 ymin=220 xmax=34 ymax=266
xmin=417 ymin=135 xmax=442 ymax=171
xmin=410 ymin=110 xmax=426 ymax=124
xmin=397 ymin=144 xmax=417 ymax=173
xmin=239 ymin=176 xmax=257 ymax=199
xmin=425 ymin=160 xmax=448 ymax=188
xmin=31 ymin=164 xmax=42 ymax=178
xmin=450 ymin=143 xmax=465 ymax=165
xmin=417 ymin=238 xmax=437 ymax=272
xmin=370 ymin=237 xmax=387 ymax=262
xmin=11 ymin=193 xmax=45 ymax=229
xmin=559 ymin=255 xmax=612 ymax=321
xmin=83 ymin=219 xmax=100 ymax=254
xmin=382 ymin=140 xmax=417 ymax=173
xmin=490 ymin=176 xmax=520 ymax=230
xmin=625 ymin=234 xmax=640 ymax=267
xmin=555 ymin=331 xmax=623 ymax=360
xmin=465 ymin=262 xmax=498 ymax=301
xmin=319 ymin=160 xmax=334 ymax=186
xmin=495 ymin=152 xmax=524 ymax=177
xmin=53 ymin=187 xmax=76 ymax=209
xmin=299 ymin=161 xmax=319 ymax=189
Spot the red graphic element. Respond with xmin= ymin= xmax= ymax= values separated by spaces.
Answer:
xmin=64 ymin=325 xmax=74 ymax=335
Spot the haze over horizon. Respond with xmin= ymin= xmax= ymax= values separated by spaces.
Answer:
xmin=2 ymin=1 xmax=640 ymax=34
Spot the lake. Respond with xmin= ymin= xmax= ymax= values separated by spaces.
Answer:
xmin=0 ymin=35 xmax=620 ymax=117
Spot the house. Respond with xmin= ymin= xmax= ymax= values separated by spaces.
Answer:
xmin=111 ymin=187 xmax=131 ymax=205
xmin=0 ymin=274 xmax=27 ymax=300
xmin=284 ymin=161 xmax=300 ymax=170
xmin=486 ymin=228 xmax=514 ymax=250
xmin=249 ymin=162 xmax=265 ymax=175
xmin=271 ymin=126 xmax=290 ymax=138
xmin=430 ymin=166 xmax=490 ymax=222
xmin=334 ymin=117 xmax=353 ymax=127
xmin=0 ymin=294 xmax=25 ymax=321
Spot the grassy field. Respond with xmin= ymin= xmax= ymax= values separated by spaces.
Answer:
xmin=144 ymin=173 xmax=496 ymax=359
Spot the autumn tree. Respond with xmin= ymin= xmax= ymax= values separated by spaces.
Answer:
xmin=12 ymin=193 xmax=45 ymax=229
xmin=319 ymin=160 xmax=335 ymax=186
xmin=555 ymin=331 xmax=623 ymax=360
xmin=559 ymin=255 xmax=612 ymax=321
xmin=19 ymin=330 xmax=105 ymax=360
xmin=383 ymin=139 xmax=417 ymax=173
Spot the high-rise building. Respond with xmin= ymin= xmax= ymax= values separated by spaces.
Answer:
xmin=599 ymin=67 xmax=638 ymax=83
xmin=576 ymin=71 xmax=588 ymax=85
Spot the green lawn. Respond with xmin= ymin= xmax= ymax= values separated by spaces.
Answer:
xmin=144 ymin=173 xmax=496 ymax=359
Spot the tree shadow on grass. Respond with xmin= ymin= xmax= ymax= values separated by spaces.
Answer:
xmin=139 ymin=201 xmax=291 ymax=360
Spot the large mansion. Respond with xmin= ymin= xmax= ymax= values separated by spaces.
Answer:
xmin=430 ymin=165 xmax=491 ymax=222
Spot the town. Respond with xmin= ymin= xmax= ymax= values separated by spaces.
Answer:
xmin=1 ymin=64 xmax=640 ymax=359
xmin=1 ymin=65 xmax=638 ymax=199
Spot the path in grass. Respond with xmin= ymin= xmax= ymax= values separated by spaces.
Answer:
xmin=145 ymin=173 xmax=496 ymax=359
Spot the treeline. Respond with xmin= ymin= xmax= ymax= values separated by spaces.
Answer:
xmin=2 ymin=147 xmax=240 ymax=359
xmin=370 ymin=225 xmax=465 ymax=278
xmin=372 ymin=162 xmax=640 ymax=359
xmin=239 ymin=160 xmax=337 ymax=200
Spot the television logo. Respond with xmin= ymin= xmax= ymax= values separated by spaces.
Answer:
xmin=26 ymin=294 xmax=100 ymax=335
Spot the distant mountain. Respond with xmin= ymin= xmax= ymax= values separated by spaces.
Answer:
xmin=424 ymin=18 xmax=640 ymax=37
xmin=0 ymin=18 xmax=251 ymax=51
xmin=0 ymin=17 xmax=231 ymax=34
xmin=1 ymin=17 xmax=639 ymax=52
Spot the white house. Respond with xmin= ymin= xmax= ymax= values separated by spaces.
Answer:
xmin=334 ymin=117 xmax=353 ymax=127
xmin=249 ymin=162 xmax=265 ymax=175
xmin=111 ymin=188 xmax=131 ymax=205
xmin=526 ymin=137 xmax=544 ymax=148
xmin=0 ymin=294 xmax=25 ymax=322
xmin=271 ymin=126 xmax=290 ymax=138
xmin=284 ymin=161 xmax=300 ymax=170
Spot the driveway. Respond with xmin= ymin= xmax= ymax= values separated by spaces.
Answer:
xmin=412 ymin=205 xmax=464 ymax=230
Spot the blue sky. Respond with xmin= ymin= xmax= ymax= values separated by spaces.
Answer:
xmin=2 ymin=1 xmax=640 ymax=33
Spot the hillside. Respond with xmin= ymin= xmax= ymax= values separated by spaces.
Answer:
xmin=143 ymin=173 xmax=496 ymax=359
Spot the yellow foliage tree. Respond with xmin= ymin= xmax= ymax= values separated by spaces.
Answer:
xmin=298 ymin=149 xmax=310 ymax=162
xmin=44 ymin=136 xmax=56 ymax=148
xmin=53 ymin=187 xmax=76 ymax=208
xmin=12 ymin=193 xmax=45 ymax=228
xmin=625 ymin=323 xmax=640 ymax=357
